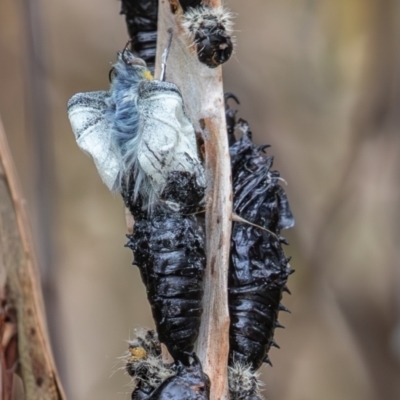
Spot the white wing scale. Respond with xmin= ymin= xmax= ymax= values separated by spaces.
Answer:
xmin=67 ymin=91 xmax=120 ymax=191
xmin=136 ymin=84 xmax=205 ymax=198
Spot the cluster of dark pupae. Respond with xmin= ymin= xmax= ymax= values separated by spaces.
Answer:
xmin=117 ymin=2 xmax=293 ymax=399
xmin=69 ymin=1 xmax=293 ymax=398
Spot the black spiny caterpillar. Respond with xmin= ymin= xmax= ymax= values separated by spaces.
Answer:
xmin=226 ymin=96 xmax=294 ymax=398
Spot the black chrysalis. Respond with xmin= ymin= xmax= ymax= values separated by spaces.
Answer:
xmin=226 ymin=97 xmax=295 ymax=378
xmin=123 ymin=167 xmax=206 ymax=365
xmin=120 ymin=0 xmax=159 ymax=72
xmin=126 ymin=330 xmax=210 ymax=400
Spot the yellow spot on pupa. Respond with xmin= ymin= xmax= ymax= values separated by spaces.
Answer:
xmin=129 ymin=346 xmax=147 ymax=361
xmin=143 ymin=70 xmax=154 ymax=80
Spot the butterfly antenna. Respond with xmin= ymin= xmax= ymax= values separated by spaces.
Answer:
xmin=122 ymin=39 xmax=133 ymax=61
xmin=160 ymin=29 xmax=173 ymax=81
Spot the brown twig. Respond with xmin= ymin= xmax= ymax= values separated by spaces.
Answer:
xmin=0 ymin=117 xmax=66 ymax=399
xmin=155 ymin=2 xmax=232 ymax=399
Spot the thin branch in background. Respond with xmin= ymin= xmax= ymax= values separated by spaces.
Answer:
xmin=19 ymin=0 xmax=68 ymax=392
xmin=0 ymin=117 xmax=65 ymax=399
xmin=20 ymin=0 xmax=54 ymax=285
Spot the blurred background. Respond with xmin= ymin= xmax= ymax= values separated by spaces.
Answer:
xmin=0 ymin=0 xmax=399 ymax=399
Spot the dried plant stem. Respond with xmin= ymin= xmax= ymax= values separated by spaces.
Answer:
xmin=154 ymin=1 xmax=232 ymax=399
xmin=0 ymin=117 xmax=65 ymax=400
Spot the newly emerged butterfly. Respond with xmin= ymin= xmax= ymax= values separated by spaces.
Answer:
xmin=225 ymin=96 xmax=294 ymax=398
xmin=68 ymin=42 xmax=205 ymax=213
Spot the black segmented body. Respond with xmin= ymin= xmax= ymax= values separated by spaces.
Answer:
xmin=120 ymin=0 xmax=158 ymax=72
xmin=122 ymin=174 xmax=205 ymax=365
xmin=227 ymin=107 xmax=294 ymax=372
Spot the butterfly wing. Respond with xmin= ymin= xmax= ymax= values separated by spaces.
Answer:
xmin=67 ymin=90 xmax=121 ymax=191
xmin=136 ymin=81 xmax=205 ymax=203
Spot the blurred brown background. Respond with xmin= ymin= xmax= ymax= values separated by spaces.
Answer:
xmin=1 ymin=0 xmax=399 ymax=399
